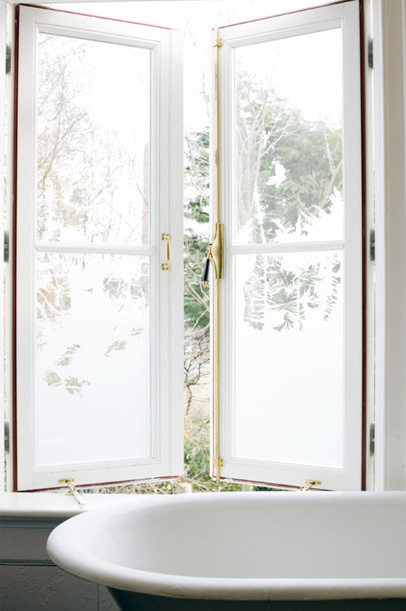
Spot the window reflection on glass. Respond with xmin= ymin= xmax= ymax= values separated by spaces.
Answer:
xmin=234 ymin=28 xmax=343 ymax=245
xmin=234 ymin=251 xmax=344 ymax=468
xmin=37 ymin=34 xmax=151 ymax=246
xmin=36 ymin=252 xmax=151 ymax=466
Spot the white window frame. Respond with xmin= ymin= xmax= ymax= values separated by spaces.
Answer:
xmin=1 ymin=0 xmax=406 ymax=508
xmin=14 ymin=5 xmax=184 ymax=491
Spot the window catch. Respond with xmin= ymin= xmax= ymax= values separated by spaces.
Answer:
xmin=5 ymin=44 xmax=11 ymax=75
xmin=201 ymin=224 xmax=224 ymax=287
xmin=210 ymin=223 xmax=223 ymax=280
xmin=59 ymin=478 xmax=87 ymax=506
xmin=369 ymin=422 xmax=375 ymax=456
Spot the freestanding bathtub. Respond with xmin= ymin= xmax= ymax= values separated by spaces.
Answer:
xmin=46 ymin=491 xmax=406 ymax=610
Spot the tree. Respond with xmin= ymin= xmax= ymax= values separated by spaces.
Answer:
xmin=183 ymin=130 xmax=211 ymax=415
xmin=37 ymin=35 xmax=151 ymax=398
xmin=235 ymin=73 xmax=343 ymax=332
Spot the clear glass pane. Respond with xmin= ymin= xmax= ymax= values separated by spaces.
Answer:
xmin=37 ymin=34 xmax=150 ymax=246
xmin=234 ymin=28 xmax=343 ymax=244
xmin=35 ymin=252 xmax=151 ymax=466
xmin=233 ymin=251 xmax=344 ymax=467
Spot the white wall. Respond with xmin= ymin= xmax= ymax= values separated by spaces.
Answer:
xmin=374 ymin=0 xmax=406 ymax=490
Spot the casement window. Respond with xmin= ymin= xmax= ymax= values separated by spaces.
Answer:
xmin=214 ymin=2 xmax=363 ymax=491
xmin=15 ymin=5 xmax=184 ymax=490
xmin=11 ymin=0 xmax=364 ymax=492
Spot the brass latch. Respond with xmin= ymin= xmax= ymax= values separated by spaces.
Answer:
xmin=300 ymin=480 xmax=322 ymax=492
xmin=59 ymin=478 xmax=87 ymax=506
xmin=213 ymin=30 xmax=223 ymax=49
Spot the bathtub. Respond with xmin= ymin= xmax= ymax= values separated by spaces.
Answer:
xmin=46 ymin=491 xmax=406 ymax=610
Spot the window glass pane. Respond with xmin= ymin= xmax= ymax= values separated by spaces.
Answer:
xmin=37 ymin=33 xmax=150 ymax=246
xmin=233 ymin=250 xmax=344 ymax=468
xmin=234 ymin=28 xmax=343 ymax=244
xmin=36 ymin=252 xmax=151 ymax=466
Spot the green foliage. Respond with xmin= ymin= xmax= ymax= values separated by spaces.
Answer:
xmin=184 ymin=130 xmax=211 ymax=330
xmin=184 ymin=233 xmax=210 ymax=329
xmin=184 ymin=416 xmax=242 ymax=492
xmin=184 ymin=130 xmax=210 ymax=225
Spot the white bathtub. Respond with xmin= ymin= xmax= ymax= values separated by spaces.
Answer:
xmin=47 ymin=492 xmax=406 ymax=609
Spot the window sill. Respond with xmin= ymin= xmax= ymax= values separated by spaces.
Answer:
xmin=0 ymin=491 xmax=167 ymax=519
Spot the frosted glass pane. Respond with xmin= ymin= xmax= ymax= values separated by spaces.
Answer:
xmin=234 ymin=251 xmax=344 ymax=468
xmin=37 ymin=33 xmax=150 ymax=246
xmin=35 ymin=252 xmax=151 ymax=466
xmin=234 ymin=28 xmax=343 ymax=245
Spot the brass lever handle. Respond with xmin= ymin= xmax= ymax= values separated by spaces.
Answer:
xmin=300 ymin=480 xmax=322 ymax=492
xmin=161 ymin=233 xmax=170 ymax=271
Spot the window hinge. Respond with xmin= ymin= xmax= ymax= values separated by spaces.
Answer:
xmin=370 ymin=228 xmax=375 ymax=262
xmin=5 ymin=44 xmax=11 ymax=75
xmin=4 ymin=421 xmax=10 ymax=454
xmin=368 ymin=38 xmax=373 ymax=69
xmin=4 ymin=230 xmax=9 ymax=263
xmin=369 ymin=423 xmax=375 ymax=456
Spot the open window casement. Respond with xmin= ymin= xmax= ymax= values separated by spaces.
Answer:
xmin=15 ymin=5 xmax=183 ymax=491
xmin=212 ymin=1 xmax=364 ymax=491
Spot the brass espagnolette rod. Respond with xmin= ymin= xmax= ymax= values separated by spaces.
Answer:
xmin=161 ymin=233 xmax=171 ymax=271
xmin=300 ymin=480 xmax=322 ymax=492
xmin=212 ymin=26 xmax=223 ymax=484
xmin=59 ymin=478 xmax=87 ymax=506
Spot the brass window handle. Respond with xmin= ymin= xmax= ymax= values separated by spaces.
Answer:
xmin=201 ymin=224 xmax=223 ymax=287
xmin=161 ymin=233 xmax=170 ymax=270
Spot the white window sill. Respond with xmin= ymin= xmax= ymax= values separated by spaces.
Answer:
xmin=0 ymin=491 xmax=168 ymax=519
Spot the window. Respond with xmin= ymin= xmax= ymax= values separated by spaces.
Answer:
xmin=14 ymin=6 xmax=183 ymax=490
xmin=216 ymin=2 xmax=363 ymax=490
xmin=7 ymin=0 xmax=368 ymax=494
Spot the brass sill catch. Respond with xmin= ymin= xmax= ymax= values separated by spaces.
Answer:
xmin=300 ymin=480 xmax=322 ymax=492
xmin=59 ymin=478 xmax=87 ymax=506
xmin=213 ymin=457 xmax=224 ymax=481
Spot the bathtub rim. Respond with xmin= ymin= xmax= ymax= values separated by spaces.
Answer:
xmin=46 ymin=491 xmax=406 ymax=601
